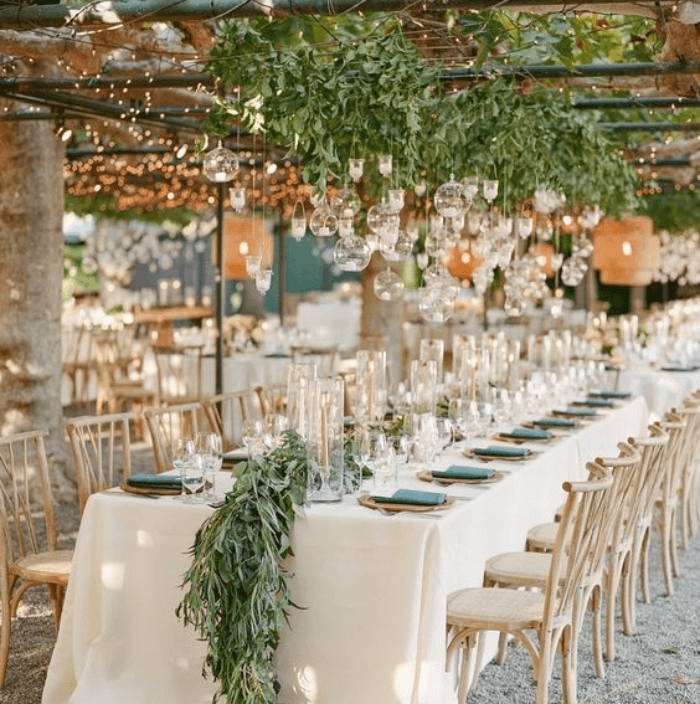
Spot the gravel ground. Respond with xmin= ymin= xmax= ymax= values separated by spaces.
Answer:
xmin=2 ymin=436 xmax=698 ymax=704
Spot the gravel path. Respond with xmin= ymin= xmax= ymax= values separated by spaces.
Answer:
xmin=2 ymin=451 xmax=698 ymax=704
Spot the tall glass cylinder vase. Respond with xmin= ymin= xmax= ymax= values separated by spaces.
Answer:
xmin=453 ymin=334 xmax=476 ymax=379
xmin=307 ymin=377 xmax=344 ymax=503
xmin=355 ymin=350 xmax=387 ymax=426
xmin=411 ymin=359 xmax=437 ymax=414
xmin=286 ymin=362 xmax=318 ymax=440
xmin=420 ymin=338 xmax=444 ymax=387
xmin=457 ymin=342 xmax=478 ymax=402
xmin=507 ymin=339 xmax=521 ymax=393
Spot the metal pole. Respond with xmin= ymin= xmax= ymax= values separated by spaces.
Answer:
xmin=277 ymin=215 xmax=286 ymax=327
xmin=215 ymin=182 xmax=225 ymax=396
xmin=574 ymin=97 xmax=700 ymax=110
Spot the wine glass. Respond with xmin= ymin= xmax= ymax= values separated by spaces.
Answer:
xmin=242 ymin=419 xmax=265 ymax=459
xmin=196 ymin=431 xmax=223 ymax=500
xmin=435 ymin=417 xmax=453 ymax=453
xmin=173 ymin=438 xmax=203 ymax=503
xmin=358 ymin=429 xmax=387 ymax=494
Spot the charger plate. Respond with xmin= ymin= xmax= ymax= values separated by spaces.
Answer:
xmin=417 ymin=469 xmax=504 ymax=486
xmin=462 ymin=448 xmax=539 ymax=462
xmin=358 ymin=493 xmax=455 ymax=513
xmin=492 ymin=433 xmax=557 ymax=445
xmin=120 ymin=480 xmax=181 ymax=497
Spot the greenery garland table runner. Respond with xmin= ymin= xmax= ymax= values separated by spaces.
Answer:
xmin=42 ymin=397 xmax=647 ymax=704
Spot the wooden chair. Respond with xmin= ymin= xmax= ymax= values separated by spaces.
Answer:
xmin=152 ymin=343 xmax=204 ymax=405
xmin=61 ymin=322 xmax=97 ymax=406
xmin=0 ymin=430 xmax=72 ymax=688
xmin=291 ymin=344 xmax=338 ymax=377
xmin=94 ymin=332 xmax=155 ymax=421
xmin=677 ymin=400 xmax=700 ymax=551
xmin=202 ymin=391 xmax=255 ymax=452
xmin=524 ymin=442 xmax=642 ymax=664
xmin=446 ymin=465 xmax=613 ymax=704
xmin=254 ymin=383 xmax=287 ymax=419
xmin=65 ymin=412 xmax=133 ymax=516
xmin=654 ymin=412 xmax=688 ymax=596
xmin=626 ymin=424 xmax=669 ymax=629
xmin=144 ymin=402 xmax=209 ymax=473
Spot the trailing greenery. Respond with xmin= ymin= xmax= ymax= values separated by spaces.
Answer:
xmin=637 ymin=190 xmax=700 ymax=233
xmin=65 ymin=193 xmax=199 ymax=225
xmin=205 ymin=18 xmax=638 ymax=213
xmin=177 ymin=430 xmax=310 ymax=704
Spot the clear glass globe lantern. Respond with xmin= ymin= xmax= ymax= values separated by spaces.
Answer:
xmin=309 ymin=202 xmax=339 ymax=238
xmin=331 ymin=188 xmax=361 ymax=219
xmin=203 ymin=141 xmax=239 ymax=183
xmin=373 ymin=269 xmax=404 ymax=301
xmin=229 ymin=187 xmax=246 ymax=213
xmin=482 ymin=179 xmax=499 ymax=203
xmin=334 ymin=235 xmax=372 ymax=272
xmin=349 ymin=158 xmax=364 ymax=182
xmin=255 ymin=268 xmax=272 ymax=294
xmin=434 ymin=176 xmax=470 ymax=218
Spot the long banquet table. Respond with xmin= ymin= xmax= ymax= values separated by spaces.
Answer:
xmin=43 ymin=397 xmax=648 ymax=704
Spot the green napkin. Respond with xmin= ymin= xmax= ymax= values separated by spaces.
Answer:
xmin=371 ymin=488 xmax=446 ymax=506
xmin=589 ymin=390 xmax=631 ymax=399
xmin=127 ymin=473 xmax=182 ymax=490
xmin=474 ymin=446 xmax=530 ymax=458
xmin=556 ymin=408 xmax=597 ymax=417
xmin=502 ymin=428 xmax=551 ymax=440
xmin=661 ymin=365 xmax=699 ymax=373
xmin=575 ymin=398 xmax=615 ymax=408
xmin=534 ymin=417 xmax=577 ymax=428
xmin=223 ymin=448 xmax=248 ymax=461
xmin=431 ymin=466 xmax=495 ymax=480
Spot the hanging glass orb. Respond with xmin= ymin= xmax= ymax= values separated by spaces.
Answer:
xmin=418 ymin=283 xmax=456 ymax=323
xmin=445 ymin=213 xmax=465 ymax=234
xmin=504 ymin=295 xmax=526 ymax=318
xmin=229 ymin=187 xmax=246 ymax=213
xmin=392 ymin=230 xmax=414 ymax=260
xmin=255 ymin=268 xmax=272 ymax=294
xmin=388 ymin=189 xmax=405 ymax=212
xmin=373 ymin=268 xmax=404 ymax=301
xmin=414 ymin=183 xmax=427 ymax=197
xmin=434 ymin=175 xmax=469 ymax=218
xmin=423 ymin=262 xmax=451 ymax=286
xmin=203 ymin=141 xmax=238 ymax=183
xmin=331 ymin=187 xmax=361 ymax=219
xmin=572 ymin=234 xmax=594 ymax=258
xmin=245 ymin=254 xmax=262 ymax=277
xmin=334 ymin=235 xmax=372 ymax=272
xmin=349 ymin=158 xmax=364 ymax=182
xmin=378 ymin=154 xmax=393 ymax=178
xmin=309 ymin=202 xmax=338 ymax=238
xmin=291 ymin=200 xmax=306 ymax=241
xmin=561 ymin=256 xmax=586 ymax=286
xmin=425 ymin=233 xmax=451 ymax=259
xmin=577 ymin=205 xmax=603 ymax=230
xmin=517 ymin=216 xmax=533 ymax=239
xmin=482 ymin=179 xmax=499 ymax=203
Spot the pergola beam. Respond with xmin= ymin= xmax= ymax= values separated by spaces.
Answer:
xmin=601 ymin=122 xmax=700 ymax=132
xmin=0 ymin=0 xmax=671 ymax=30
xmin=575 ymin=97 xmax=700 ymax=109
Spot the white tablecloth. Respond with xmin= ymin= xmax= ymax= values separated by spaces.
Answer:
xmin=619 ymin=360 xmax=700 ymax=421
xmin=43 ymin=397 xmax=648 ymax=704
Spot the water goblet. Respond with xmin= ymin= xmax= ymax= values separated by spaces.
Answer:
xmin=358 ymin=429 xmax=387 ymax=493
xmin=242 ymin=419 xmax=265 ymax=459
xmin=196 ymin=431 xmax=223 ymax=499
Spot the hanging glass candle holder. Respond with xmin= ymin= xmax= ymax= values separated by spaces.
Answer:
xmin=414 ymin=183 xmax=427 ymax=197
xmin=334 ymin=235 xmax=372 ymax=272
xmin=550 ymin=252 xmax=564 ymax=271
xmin=482 ymin=179 xmax=499 ymax=203
xmin=291 ymin=200 xmax=307 ymax=241
xmin=373 ymin=268 xmax=404 ymax=301
xmin=378 ymin=154 xmax=393 ymax=178
xmin=364 ymin=232 xmax=379 ymax=252
xmin=419 ymin=284 xmax=456 ymax=324
xmin=425 ymin=233 xmax=451 ymax=259
xmin=434 ymin=175 xmax=470 ymax=218
xmin=349 ymin=158 xmax=364 ymax=182
xmin=229 ymin=187 xmax=246 ymax=213
xmin=423 ymin=262 xmax=451 ymax=286
xmin=388 ymin=189 xmax=405 ymax=212
xmin=255 ymin=268 xmax=273 ymax=294
xmin=517 ymin=216 xmax=533 ymax=239
xmin=331 ymin=187 xmax=361 ymax=219
xmin=462 ymin=176 xmax=479 ymax=201
xmin=309 ymin=201 xmax=338 ymax=238
xmin=445 ymin=213 xmax=465 ymax=234
xmin=338 ymin=217 xmax=354 ymax=238
xmin=203 ymin=140 xmax=239 ymax=183
xmin=391 ymin=230 xmax=414 ymax=260
xmin=245 ymin=254 xmax=262 ymax=277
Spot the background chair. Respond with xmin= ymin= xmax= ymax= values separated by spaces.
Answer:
xmin=202 ymin=391 xmax=254 ymax=452
xmin=0 ymin=430 xmax=72 ymax=688
xmin=65 ymin=412 xmax=133 ymax=515
xmin=152 ymin=343 xmax=204 ymax=406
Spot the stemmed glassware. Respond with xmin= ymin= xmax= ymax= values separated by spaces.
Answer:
xmin=357 ymin=429 xmax=389 ymax=494
xmin=242 ymin=419 xmax=265 ymax=459
xmin=173 ymin=437 xmax=204 ymax=503
xmin=196 ymin=432 xmax=223 ymax=500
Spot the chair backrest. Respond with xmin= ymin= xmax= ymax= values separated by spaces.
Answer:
xmin=254 ymin=384 xmax=287 ymax=419
xmin=658 ymin=411 xmax=689 ymax=505
xmin=0 ymin=430 xmax=57 ymax=566
xmin=678 ymin=400 xmax=700 ymax=494
xmin=144 ymin=402 xmax=207 ymax=472
xmin=544 ymin=463 xmax=613 ymax=627
xmin=202 ymin=391 xmax=256 ymax=452
xmin=627 ymin=424 xmax=670 ymax=528
xmin=65 ymin=412 xmax=133 ymax=514
xmin=291 ymin=345 xmax=338 ymax=377
xmin=152 ymin=344 xmax=204 ymax=405
xmin=594 ymin=441 xmax=643 ymax=550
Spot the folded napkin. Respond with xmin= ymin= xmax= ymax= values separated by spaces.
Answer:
xmin=589 ymin=390 xmax=631 ymax=399
xmin=661 ymin=365 xmax=699 ymax=373
xmin=222 ymin=448 xmax=248 ymax=462
xmin=575 ymin=398 xmax=615 ymax=408
xmin=474 ymin=446 xmax=531 ymax=458
xmin=556 ymin=408 xmax=597 ymax=417
xmin=127 ymin=473 xmax=182 ymax=490
xmin=501 ymin=428 xmax=551 ymax=440
xmin=534 ymin=418 xmax=577 ymax=428
xmin=431 ymin=466 xmax=495 ymax=480
xmin=371 ymin=488 xmax=446 ymax=506
xmin=265 ymin=352 xmax=291 ymax=359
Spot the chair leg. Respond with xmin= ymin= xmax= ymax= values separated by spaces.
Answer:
xmin=0 ymin=577 xmax=16 ymax=689
xmin=535 ymin=633 xmax=552 ymax=704
xmin=670 ymin=508 xmax=681 ymax=579
xmin=605 ymin=555 xmax=621 ymax=662
xmin=639 ymin=526 xmax=652 ymax=605
xmin=560 ymin=626 xmax=577 ymax=704
xmin=657 ymin=508 xmax=675 ymax=597
xmin=621 ymin=553 xmax=634 ymax=637
xmin=590 ymin=586 xmax=605 ymax=679
xmin=456 ymin=633 xmax=477 ymax=704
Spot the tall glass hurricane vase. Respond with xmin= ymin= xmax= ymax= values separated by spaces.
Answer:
xmin=307 ymin=377 xmax=345 ymax=503
xmin=355 ymin=350 xmax=387 ymax=426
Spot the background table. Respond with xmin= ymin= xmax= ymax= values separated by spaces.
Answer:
xmin=43 ymin=397 xmax=648 ymax=704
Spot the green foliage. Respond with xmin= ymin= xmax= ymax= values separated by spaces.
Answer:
xmin=65 ymin=194 xmax=198 ymax=226
xmin=62 ymin=243 xmax=99 ymax=301
xmin=178 ymin=430 xmax=310 ymax=704
xmin=205 ymin=18 xmax=638 ymax=211
xmin=637 ymin=190 xmax=700 ymax=233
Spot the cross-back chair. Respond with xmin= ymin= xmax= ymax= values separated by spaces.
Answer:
xmin=65 ymin=412 xmax=133 ymax=515
xmin=254 ymin=383 xmax=287 ymax=419
xmin=291 ymin=344 xmax=338 ymax=377
xmin=202 ymin=391 xmax=255 ymax=452
xmin=677 ymin=399 xmax=700 ymax=551
xmin=152 ymin=343 xmax=204 ymax=406
xmin=61 ymin=322 xmax=97 ymax=406
xmin=144 ymin=402 xmax=209 ymax=473
xmin=446 ymin=465 xmax=613 ymax=704
xmin=0 ymin=430 xmax=72 ymax=688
